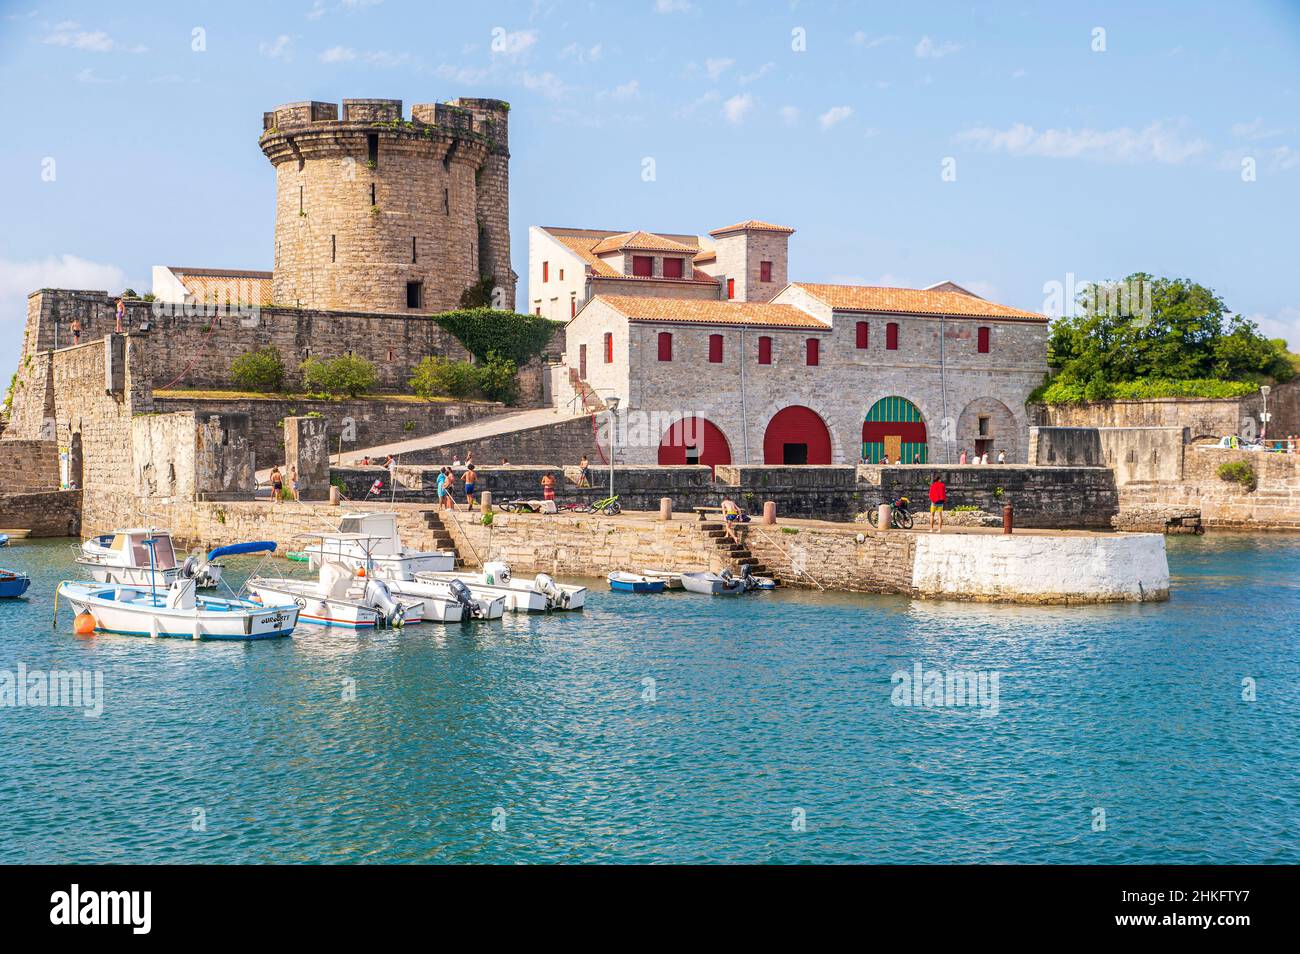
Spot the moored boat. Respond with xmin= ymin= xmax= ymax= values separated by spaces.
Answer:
xmin=608 ymin=572 xmax=666 ymax=593
xmin=640 ymin=569 xmax=684 ymax=589
xmin=303 ymin=512 xmax=454 ymax=579
xmin=56 ymin=578 xmax=299 ymax=640
xmin=0 ymin=569 xmax=31 ymax=598
xmin=77 ymin=528 xmax=225 ymax=589
xmin=417 ymin=561 xmax=586 ymax=613
xmin=681 ymin=571 xmax=746 ymax=596
xmin=247 ymin=557 xmax=434 ymax=628
xmin=382 ymin=576 xmax=506 ymax=620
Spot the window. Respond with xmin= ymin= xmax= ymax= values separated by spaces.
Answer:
xmin=570 ymin=296 xmax=577 ymax=318
xmin=443 ymin=188 xmax=449 ymax=215
xmin=559 ymin=268 xmax=565 ymax=281
xmin=760 ymin=260 xmax=772 ymax=282
xmin=370 ymin=183 xmax=376 ymax=206
xmin=298 ymin=185 xmax=303 ymax=214
xmin=708 ymin=334 xmax=723 ymax=363
xmin=367 ymin=133 xmax=378 ymax=167
xmin=411 ymin=237 xmax=417 ymax=264
xmin=663 ymin=257 xmax=684 ymax=279
xmin=632 ymin=255 xmax=653 ymax=277
xmin=886 ymin=322 xmax=899 ymax=350
xmin=658 ymin=332 xmax=673 ymax=361
xmin=757 ymin=336 xmax=772 ymax=365
xmin=331 ymin=235 xmax=336 ymax=263
xmin=977 ymin=326 xmax=990 ymax=353
xmin=406 ymin=282 xmax=422 ymax=309
xmin=578 ymin=344 xmax=587 ymax=378
xmin=603 ymin=332 xmax=614 ymax=364
xmin=855 ymin=321 xmax=869 ymax=349
xmin=542 ymin=261 xmax=549 ymax=283
xmin=535 ymin=306 xmax=542 ymax=316
xmin=806 ymin=338 xmax=819 ymax=366
xmin=727 ymin=278 xmax=735 ymax=299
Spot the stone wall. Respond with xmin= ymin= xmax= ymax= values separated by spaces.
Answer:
xmin=0 ymin=440 xmax=60 ymax=492
xmin=743 ymin=523 xmax=917 ymax=594
xmin=0 ymin=490 xmax=81 ymax=538
xmin=859 ymin=464 xmax=1120 ymax=529
xmin=152 ymin=394 xmax=509 ymax=470
xmin=1120 ymin=446 xmax=1300 ymax=529
xmin=400 ymin=413 xmax=602 ymax=466
xmin=1030 ymin=426 xmax=1186 ymax=485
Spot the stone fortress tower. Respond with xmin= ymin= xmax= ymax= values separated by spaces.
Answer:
xmin=260 ymin=97 xmax=515 ymax=314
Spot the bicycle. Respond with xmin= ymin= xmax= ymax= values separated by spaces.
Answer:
xmin=576 ymin=494 xmax=621 ymax=515
xmin=866 ymin=496 xmax=915 ymax=530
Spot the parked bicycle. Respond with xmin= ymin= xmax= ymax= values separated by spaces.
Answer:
xmin=866 ymin=495 xmax=914 ymax=530
xmin=576 ymin=494 xmax=622 ymax=515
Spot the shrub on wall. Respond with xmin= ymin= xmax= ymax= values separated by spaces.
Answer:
xmin=409 ymin=356 xmax=479 ymax=400
xmin=476 ymin=351 xmax=519 ymax=404
xmin=230 ymin=345 xmax=287 ymax=392
xmin=1032 ymin=376 xmax=1260 ymax=405
xmin=1217 ymin=460 xmax=1258 ymax=492
xmin=301 ymin=354 xmax=377 ymax=398
xmin=432 ymin=308 xmax=561 ymax=367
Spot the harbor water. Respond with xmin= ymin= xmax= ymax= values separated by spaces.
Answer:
xmin=1 ymin=535 xmax=1296 ymax=863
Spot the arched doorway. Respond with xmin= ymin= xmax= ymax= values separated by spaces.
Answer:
xmin=763 ymin=405 xmax=832 ymax=464
xmin=658 ymin=417 xmax=732 ymax=473
xmin=956 ymin=397 xmax=1018 ymax=462
xmin=863 ymin=397 xmax=927 ymax=463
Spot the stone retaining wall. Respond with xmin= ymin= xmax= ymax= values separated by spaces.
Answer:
xmin=0 ymin=490 xmax=82 ymax=537
xmin=0 ymin=440 xmax=60 ymax=493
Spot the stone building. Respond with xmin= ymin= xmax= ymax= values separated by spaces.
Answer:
xmin=560 ymin=280 xmax=1048 ymax=466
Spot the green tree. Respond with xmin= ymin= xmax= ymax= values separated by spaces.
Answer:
xmin=301 ymin=354 xmax=377 ymax=398
xmin=475 ymin=351 xmax=519 ymax=404
xmin=408 ymin=356 xmax=479 ymax=399
xmin=230 ymin=345 xmax=286 ymax=392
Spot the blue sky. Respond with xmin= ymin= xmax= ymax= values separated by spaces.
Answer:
xmin=1 ymin=0 xmax=1298 ymax=383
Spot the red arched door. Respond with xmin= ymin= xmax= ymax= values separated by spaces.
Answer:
xmin=763 ymin=406 xmax=832 ymax=464
xmin=658 ymin=417 xmax=732 ymax=473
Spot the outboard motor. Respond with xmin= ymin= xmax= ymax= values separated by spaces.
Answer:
xmin=739 ymin=563 xmax=756 ymax=591
xmin=364 ymin=577 xmax=405 ymax=628
xmin=483 ymin=561 xmax=511 ymax=586
xmin=448 ymin=579 xmax=479 ymax=619
xmin=533 ymin=573 xmax=567 ymax=610
xmin=179 ymin=555 xmax=198 ymax=580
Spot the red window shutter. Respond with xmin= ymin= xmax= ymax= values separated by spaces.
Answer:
xmin=856 ymin=321 xmax=869 ymax=349
xmin=708 ymin=334 xmax=723 ymax=363
xmin=760 ymin=261 xmax=772 ymax=282
xmin=658 ymin=331 xmax=673 ymax=361
xmin=806 ymin=338 xmax=819 ymax=366
xmin=632 ymin=255 xmax=653 ymax=277
xmin=726 ymin=278 xmax=735 ymax=299
xmin=758 ymin=336 xmax=772 ymax=365
xmin=663 ymin=258 xmax=684 ymax=279
xmin=886 ymin=322 xmax=899 ymax=350
xmin=978 ymin=326 xmax=990 ymax=353
xmin=542 ymin=261 xmax=549 ymax=282
xmin=604 ymin=332 xmax=613 ymax=364
xmin=570 ymin=298 xmax=576 ymax=318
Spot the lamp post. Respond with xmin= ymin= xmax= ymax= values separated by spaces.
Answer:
xmin=606 ymin=396 xmax=620 ymax=499
xmin=1261 ymin=385 xmax=1271 ymax=443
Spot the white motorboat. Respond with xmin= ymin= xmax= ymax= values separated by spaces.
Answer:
xmin=681 ymin=566 xmax=776 ymax=595
xmin=77 ymin=528 xmax=225 ymax=589
xmin=640 ymin=568 xmax=684 ymax=590
xmin=383 ymin=576 xmax=506 ymax=620
xmin=417 ymin=561 xmax=586 ymax=613
xmin=56 ymin=578 xmax=299 ymax=641
xmin=303 ymin=512 xmax=454 ymax=580
xmin=247 ymin=557 xmax=436 ymax=629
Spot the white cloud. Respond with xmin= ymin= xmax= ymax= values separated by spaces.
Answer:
xmin=1231 ymin=118 xmax=1284 ymax=141
xmin=361 ymin=50 xmax=410 ymax=68
xmin=600 ymin=79 xmax=640 ymax=101
xmin=914 ymin=35 xmax=960 ymax=59
xmin=260 ymin=35 xmax=293 ymax=60
xmin=955 ymin=121 xmax=1210 ymax=164
xmin=738 ymin=62 xmax=774 ymax=84
xmin=704 ymin=57 xmax=734 ymax=81
xmin=43 ymin=22 xmax=146 ymax=54
xmin=655 ymin=0 xmax=693 ymax=12
xmin=722 ymin=93 xmax=754 ymax=125
xmin=319 ymin=45 xmax=357 ymax=63
xmin=433 ymin=62 xmax=490 ymax=85
xmin=819 ymin=105 xmax=853 ymax=131
xmin=1247 ymin=306 xmax=1300 ymax=350
xmin=0 ymin=255 xmax=129 ymax=316
xmin=522 ymin=71 xmax=567 ymax=100
xmin=492 ymin=29 xmax=538 ymax=57
xmin=74 ymin=67 xmax=121 ymax=84
xmin=850 ymin=32 xmax=897 ymax=48
xmin=779 ymin=105 xmax=799 ymax=126
xmin=560 ymin=41 xmax=602 ymax=64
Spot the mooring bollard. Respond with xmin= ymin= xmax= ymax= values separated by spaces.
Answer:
xmin=480 ymin=491 xmax=492 ymax=514
xmin=877 ymin=502 xmax=892 ymax=530
xmin=659 ymin=497 xmax=672 ymax=521
xmin=329 ymin=485 xmax=340 ymax=506
xmin=1003 ymin=503 xmax=1014 ymax=534
xmin=763 ymin=501 xmax=777 ymax=524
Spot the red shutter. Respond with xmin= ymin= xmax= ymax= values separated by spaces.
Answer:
xmin=604 ymin=332 xmax=613 ymax=363
xmin=856 ymin=321 xmax=869 ymax=349
xmin=886 ymin=322 xmax=899 ymax=350
xmin=663 ymin=257 xmax=684 ymax=279
xmin=806 ymin=338 xmax=819 ymax=366
xmin=632 ymin=255 xmax=653 ymax=277
xmin=658 ymin=331 xmax=673 ymax=361
xmin=542 ymin=261 xmax=549 ymax=282
xmin=726 ymin=278 xmax=735 ymax=299
xmin=760 ymin=261 xmax=772 ymax=282
xmin=708 ymin=334 xmax=723 ymax=363
xmin=758 ymin=336 xmax=772 ymax=365
xmin=570 ymin=298 xmax=576 ymax=318
xmin=977 ymin=326 xmax=990 ymax=353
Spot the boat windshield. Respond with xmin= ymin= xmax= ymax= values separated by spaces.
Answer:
xmin=132 ymin=534 xmax=177 ymax=570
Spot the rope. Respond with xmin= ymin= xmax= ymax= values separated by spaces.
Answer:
xmin=155 ymin=318 xmax=222 ymax=392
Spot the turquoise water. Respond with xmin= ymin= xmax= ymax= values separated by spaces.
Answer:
xmin=0 ymin=535 xmax=1296 ymax=864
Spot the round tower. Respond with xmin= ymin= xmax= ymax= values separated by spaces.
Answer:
xmin=259 ymin=97 xmax=512 ymax=314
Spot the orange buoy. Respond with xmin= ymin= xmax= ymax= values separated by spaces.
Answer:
xmin=73 ymin=611 xmax=97 ymax=636
xmin=356 ymin=567 xmax=366 ymax=577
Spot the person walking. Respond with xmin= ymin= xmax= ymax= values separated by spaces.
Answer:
xmin=289 ymin=464 xmax=300 ymax=501
xmin=997 ymin=449 xmax=1006 ymax=464
xmin=436 ymin=467 xmax=450 ymax=511
xmin=959 ymin=448 xmax=968 ymax=465
xmin=115 ymin=297 xmax=125 ymax=334
xmin=269 ymin=466 xmax=284 ymax=504
xmin=462 ymin=463 xmax=477 ymax=511
xmin=928 ymin=473 xmax=947 ymax=533
xmin=70 ymin=317 xmax=82 ymax=346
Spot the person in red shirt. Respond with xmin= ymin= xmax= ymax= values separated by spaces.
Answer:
xmin=928 ymin=474 xmax=947 ymax=533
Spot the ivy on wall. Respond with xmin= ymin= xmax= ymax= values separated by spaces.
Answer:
xmin=432 ymin=308 xmax=562 ymax=367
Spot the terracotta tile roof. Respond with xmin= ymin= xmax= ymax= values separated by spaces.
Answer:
xmin=594 ymin=294 xmax=829 ymax=329
xmin=172 ymin=267 xmax=273 ymax=306
xmin=693 ymin=249 xmax=716 ymax=264
xmin=590 ymin=230 xmax=699 ymax=255
xmin=542 ymin=227 xmax=716 ymax=283
xmin=791 ymin=282 xmax=1045 ymax=321
xmin=709 ymin=219 xmax=795 ymax=237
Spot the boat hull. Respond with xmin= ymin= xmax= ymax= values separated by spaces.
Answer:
xmin=609 ymin=573 xmax=666 ymax=593
xmin=417 ymin=572 xmax=586 ymax=613
xmin=246 ymin=579 xmax=432 ymax=628
xmin=58 ymin=584 xmax=298 ymax=640
xmin=0 ymin=574 xmax=30 ymax=598
xmin=384 ymin=578 xmax=506 ymax=620
xmin=305 ymin=547 xmax=455 ymax=579
xmin=680 ymin=572 xmax=745 ymax=596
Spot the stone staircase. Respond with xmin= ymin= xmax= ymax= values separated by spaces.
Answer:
xmin=421 ymin=509 xmax=465 ymax=566
xmin=698 ymin=521 xmax=773 ymax=579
